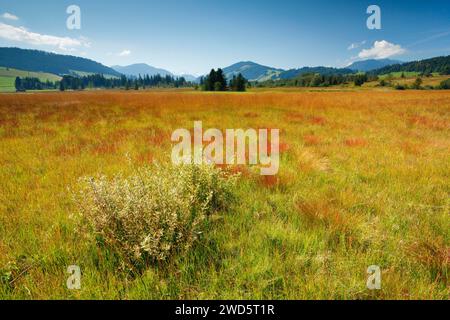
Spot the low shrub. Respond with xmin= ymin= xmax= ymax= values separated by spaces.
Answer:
xmin=439 ymin=78 xmax=450 ymax=89
xmin=395 ymin=84 xmax=407 ymax=90
xmin=74 ymin=163 xmax=237 ymax=266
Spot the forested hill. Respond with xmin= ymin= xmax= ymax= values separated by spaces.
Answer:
xmin=279 ymin=66 xmax=355 ymax=79
xmin=371 ymin=55 xmax=450 ymax=75
xmin=0 ymin=47 xmax=121 ymax=77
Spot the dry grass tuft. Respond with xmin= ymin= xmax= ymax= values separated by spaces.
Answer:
xmin=296 ymin=149 xmax=330 ymax=172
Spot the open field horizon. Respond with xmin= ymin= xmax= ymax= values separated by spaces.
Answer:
xmin=0 ymin=90 xmax=448 ymax=299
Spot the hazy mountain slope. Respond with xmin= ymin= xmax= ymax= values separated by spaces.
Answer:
xmin=179 ymin=74 xmax=199 ymax=82
xmin=221 ymin=61 xmax=355 ymax=82
xmin=222 ymin=61 xmax=284 ymax=81
xmin=0 ymin=47 xmax=121 ymax=77
xmin=348 ymin=59 xmax=402 ymax=72
xmin=112 ymin=63 xmax=173 ymax=77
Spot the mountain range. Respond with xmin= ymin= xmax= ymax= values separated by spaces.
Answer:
xmin=220 ymin=59 xmax=402 ymax=81
xmin=112 ymin=63 xmax=199 ymax=82
xmin=222 ymin=61 xmax=284 ymax=82
xmin=347 ymin=59 xmax=402 ymax=72
xmin=112 ymin=63 xmax=174 ymax=78
xmin=1 ymin=47 xmax=448 ymax=84
xmin=215 ymin=61 xmax=356 ymax=82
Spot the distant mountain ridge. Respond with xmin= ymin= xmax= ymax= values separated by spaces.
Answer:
xmin=222 ymin=61 xmax=284 ymax=82
xmin=0 ymin=47 xmax=121 ymax=77
xmin=220 ymin=61 xmax=356 ymax=82
xmin=1 ymin=47 xmax=448 ymax=85
xmin=112 ymin=63 xmax=173 ymax=77
xmin=348 ymin=59 xmax=402 ymax=72
xmin=112 ymin=63 xmax=199 ymax=82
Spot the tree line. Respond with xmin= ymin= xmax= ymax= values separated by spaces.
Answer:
xmin=15 ymin=73 xmax=191 ymax=92
xmin=257 ymin=73 xmax=374 ymax=88
xmin=14 ymin=77 xmax=57 ymax=91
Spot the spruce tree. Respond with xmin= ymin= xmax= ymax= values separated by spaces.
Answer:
xmin=14 ymin=77 xmax=22 ymax=91
xmin=236 ymin=73 xmax=246 ymax=91
xmin=216 ymin=68 xmax=227 ymax=91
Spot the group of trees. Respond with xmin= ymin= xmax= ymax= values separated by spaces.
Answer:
xmin=440 ymin=78 xmax=450 ymax=89
xmin=129 ymin=74 xmax=188 ymax=89
xmin=201 ymin=69 xmax=228 ymax=91
xmin=200 ymin=69 xmax=247 ymax=91
xmin=59 ymin=74 xmax=190 ymax=91
xmin=229 ymin=74 xmax=247 ymax=91
xmin=258 ymin=73 xmax=375 ymax=88
xmin=14 ymin=77 xmax=56 ymax=91
xmin=15 ymin=73 xmax=191 ymax=92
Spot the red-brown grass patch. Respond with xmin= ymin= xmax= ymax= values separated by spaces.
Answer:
xmin=259 ymin=175 xmax=279 ymax=188
xmin=304 ymin=135 xmax=321 ymax=146
xmin=409 ymin=115 xmax=448 ymax=130
xmin=344 ymin=138 xmax=368 ymax=147
xmin=309 ymin=116 xmax=326 ymax=126
xmin=407 ymin=237 xmax=449 ymax=283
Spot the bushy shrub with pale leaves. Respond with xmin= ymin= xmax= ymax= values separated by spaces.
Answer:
xmin=74 ymin=163 xmax=237 ymax=264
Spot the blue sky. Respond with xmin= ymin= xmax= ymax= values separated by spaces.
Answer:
xmin=0 ymin=0 xmax=449 ymax=75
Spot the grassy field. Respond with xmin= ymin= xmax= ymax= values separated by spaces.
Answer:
xmin=366 ymin=73 xmax=449 ymax=88
xmin=378 ymin=72 xmax=422 ymax=79
xmin=0 ymin=90 xmax=448 ymax=299
xmin=0 ymin=77 xmax=15 ymax=93
xmin=0 ymin=67 xmax=61 ymax=92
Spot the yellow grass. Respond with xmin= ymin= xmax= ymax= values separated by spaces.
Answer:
xmin=0 ymin=90 xmax=449 ymax=299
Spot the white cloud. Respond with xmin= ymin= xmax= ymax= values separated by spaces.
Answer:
xmin=0 ymin=22 xmax=90 ymax=51
xmin=358 ymin=40 xmax=406 ymax=59
xmin=2 ymin=13 xmax=19 ymax=21
xmin=118 ymin=49 xmax=131 ymax=57
xmin=347 ymin=40 xmax=366 ymax=50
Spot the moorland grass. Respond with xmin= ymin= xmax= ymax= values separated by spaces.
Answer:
xmin=0 ymin=90 xmax=448 ymax=299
